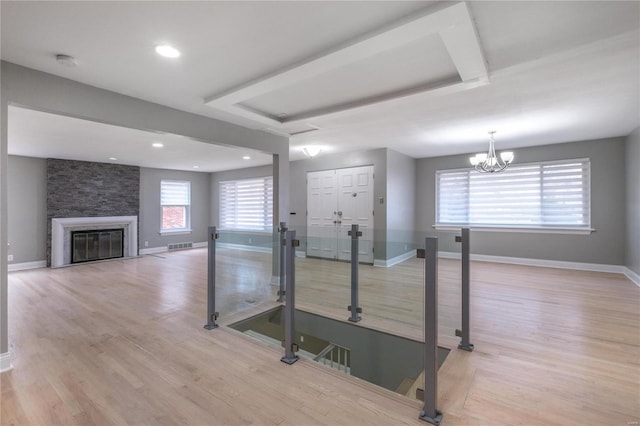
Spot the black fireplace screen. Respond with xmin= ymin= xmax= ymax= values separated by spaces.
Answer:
xmin=71 ymin=229 xmax=124 ymax=264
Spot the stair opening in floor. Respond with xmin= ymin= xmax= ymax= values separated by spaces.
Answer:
xmin=229 ymin=306 xmax=449 ymax=398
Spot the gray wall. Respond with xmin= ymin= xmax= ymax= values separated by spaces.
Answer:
xmin=296 ymin=310 xmax=425 ymax=391
xmin=289 ymin=148 xmax=388 ymax=259
xmin=626 ymin=128 xmax=640 ymax=275
xmin=7 ymin=156 xmax=47 ymax=264
xmin=47 ymin=159 xmax=140 ymax=265
xmin=6 ymin=158 xmax=213 ymax=260
xmin=416 ymin=137 xmax=627 ymax=265
xmin=140 ymin=167 xmax=211 ymax=249
xmin=209 ymin=164 xmax=275 ymax=248
xmin=386 ymin=149 xmax=417 ymax=259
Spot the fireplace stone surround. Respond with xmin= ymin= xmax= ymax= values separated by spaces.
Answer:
xmin=46 ymin=158 xmax=140 ymax=267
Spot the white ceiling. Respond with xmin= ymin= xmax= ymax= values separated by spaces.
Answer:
xmin=1 ymin=1 xmax=639 ymax=167
xmin=8 ymin=107 xmax=272 ymax=173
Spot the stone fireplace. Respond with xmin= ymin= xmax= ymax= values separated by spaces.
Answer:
xmin=47 ymin=158 xmax=140 ymax=267
xmin=51 ymin=216 xmax=138 ymax=268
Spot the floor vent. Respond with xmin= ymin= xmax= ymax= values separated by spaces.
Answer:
xmin=168 ymin=242 xmax=193 ymax=251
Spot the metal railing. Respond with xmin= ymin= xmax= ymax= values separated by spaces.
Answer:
xmin=455 ymin=228 xmax=474 ymax=351
xmin=281 ymin=228 xmax=299 ymax=365
xmin=418 ymin=237 xmax=442 ymax=425
xmin=313 ymin=343 xmax=351 ymax=374
xmin=203 ymin=226 xmax=219 ymax=330
xmin=347 ymin=224 xmax=363 ymax=322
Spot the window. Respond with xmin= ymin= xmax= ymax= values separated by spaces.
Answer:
xmin=220 ymin=176 xmax=273 ymax=231
xmin=436 ymin=159 xmax=591 ymax=231
xmin=161 ymin=180 xmax=191 ymax=232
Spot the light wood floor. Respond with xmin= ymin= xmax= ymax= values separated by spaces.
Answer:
xmin=2 ymin=248 xmax=639 ymax=425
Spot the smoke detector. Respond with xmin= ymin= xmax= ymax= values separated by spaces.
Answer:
xmin=56 ymin=54 xmax=77 ymax=68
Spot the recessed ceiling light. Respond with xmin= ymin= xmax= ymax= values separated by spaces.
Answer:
xmin=302 ymin=146 xmax=321 ymax=158
xmin=108 ymin=157 xmax=117 ymax=161
xmin=152 ymin=142 xmax=164 ymax=148
xmin=193 ymin=165 xmax=199 ymax=169
xmin=242 ymin=156 xmax=251 ymax=160
xmin=155 ymin=44 xmax=181 ymax=58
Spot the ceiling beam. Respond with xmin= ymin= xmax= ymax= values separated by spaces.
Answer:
xmin=204 ymin=2 xmax=488 ymax=131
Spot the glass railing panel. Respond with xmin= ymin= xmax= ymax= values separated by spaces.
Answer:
xmin=213 ymin=229 xmax=277 ymax=318
xmin=291 ymin=225 xmax=353 ymax=318
xmin=432 ymin=229 xmax=462 ymax=348
xmin=219 ymin=223 xmax=457 ymax=406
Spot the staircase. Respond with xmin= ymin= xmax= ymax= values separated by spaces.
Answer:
xmin=243 ymin=330 xmax=351 ymax=374
xmin=313 ymin=343 xmax=351 ymax=374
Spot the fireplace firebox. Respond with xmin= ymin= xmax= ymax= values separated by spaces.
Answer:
xmin=71 ymin=229 xmax=124 ymax=264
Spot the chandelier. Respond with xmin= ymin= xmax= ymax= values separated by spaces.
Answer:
xmin=469 ymin=131 xmax=514 ymax=173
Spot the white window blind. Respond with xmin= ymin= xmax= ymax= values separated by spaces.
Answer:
xmin=161 ymin=180 xmax=191 ymax=231
xmin=220 ymin=176 xmax=273 ymax=231
xmin=436 ymin=159 xmax=590 ymax=229
xmin=161 ymin=180 xmax=191 ymax=206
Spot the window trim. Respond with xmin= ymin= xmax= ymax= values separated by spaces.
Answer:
xmin=160 ymin=180 xmax=192 ymax=234
xmin=434 ymin=158 xmax=593 ymax=234
xmin=159 ymin=228 xmax=192 ymax=236
xmin=433 ymin=225 xmax=594 ymax=235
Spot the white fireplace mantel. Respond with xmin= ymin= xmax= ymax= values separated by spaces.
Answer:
xmin=51 ymin=216 xmax=138 ymax=268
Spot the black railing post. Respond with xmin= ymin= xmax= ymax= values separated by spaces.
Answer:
xmin=347 ymin=224 xmax=363 ymax=322
xmin=277 ymin=222 xmax=287 ymax=303
xmin=204 ymin=226 xmax=219 ymax=330
xmin=455 ymin=228 xmax=474 ymax=351
xmin=281 ymin=229 xmax=299 ymax=365
xmin=419 ymin=237 xmax=442 ymax=425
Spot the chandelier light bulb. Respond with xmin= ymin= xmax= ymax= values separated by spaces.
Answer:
xmin=500 ymin=151 xmax=514 ymax=163
xmin=469 ymin=131 xmax=514 ymax=173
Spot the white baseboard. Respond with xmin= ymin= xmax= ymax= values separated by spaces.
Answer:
xmin=217 ymin=243 xmax=272 ymax=254
xmin=295 ymin=250 xmax=306 ymax=258
xmin=623 ymin=267 xmax=640 ymax=287
xmin=8 ymin=260 xmax=47 ymax=272
xmin=140 ymin=242 xmax=207 ymax=255
xmin=140 ymin=246 xmax=167 ymax=255
xmin=439 ymin=251 xmax=636 ymax=280
xmin=374 ymin=250 xmax=415 ymax=268
xmin=0 ymin=352 xmax=13 ymax=373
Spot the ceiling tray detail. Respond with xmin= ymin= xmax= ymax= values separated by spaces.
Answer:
xmin=204 ymin=2 xmax=489 ymax=133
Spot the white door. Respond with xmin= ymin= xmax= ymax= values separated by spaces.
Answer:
xmin=307 ymin=170 xmax=338 ymax=259
xmin=307 ymin=166 xmax=374 ymax=263
xmin=336 ymin=166 xmax=374 ymax=263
